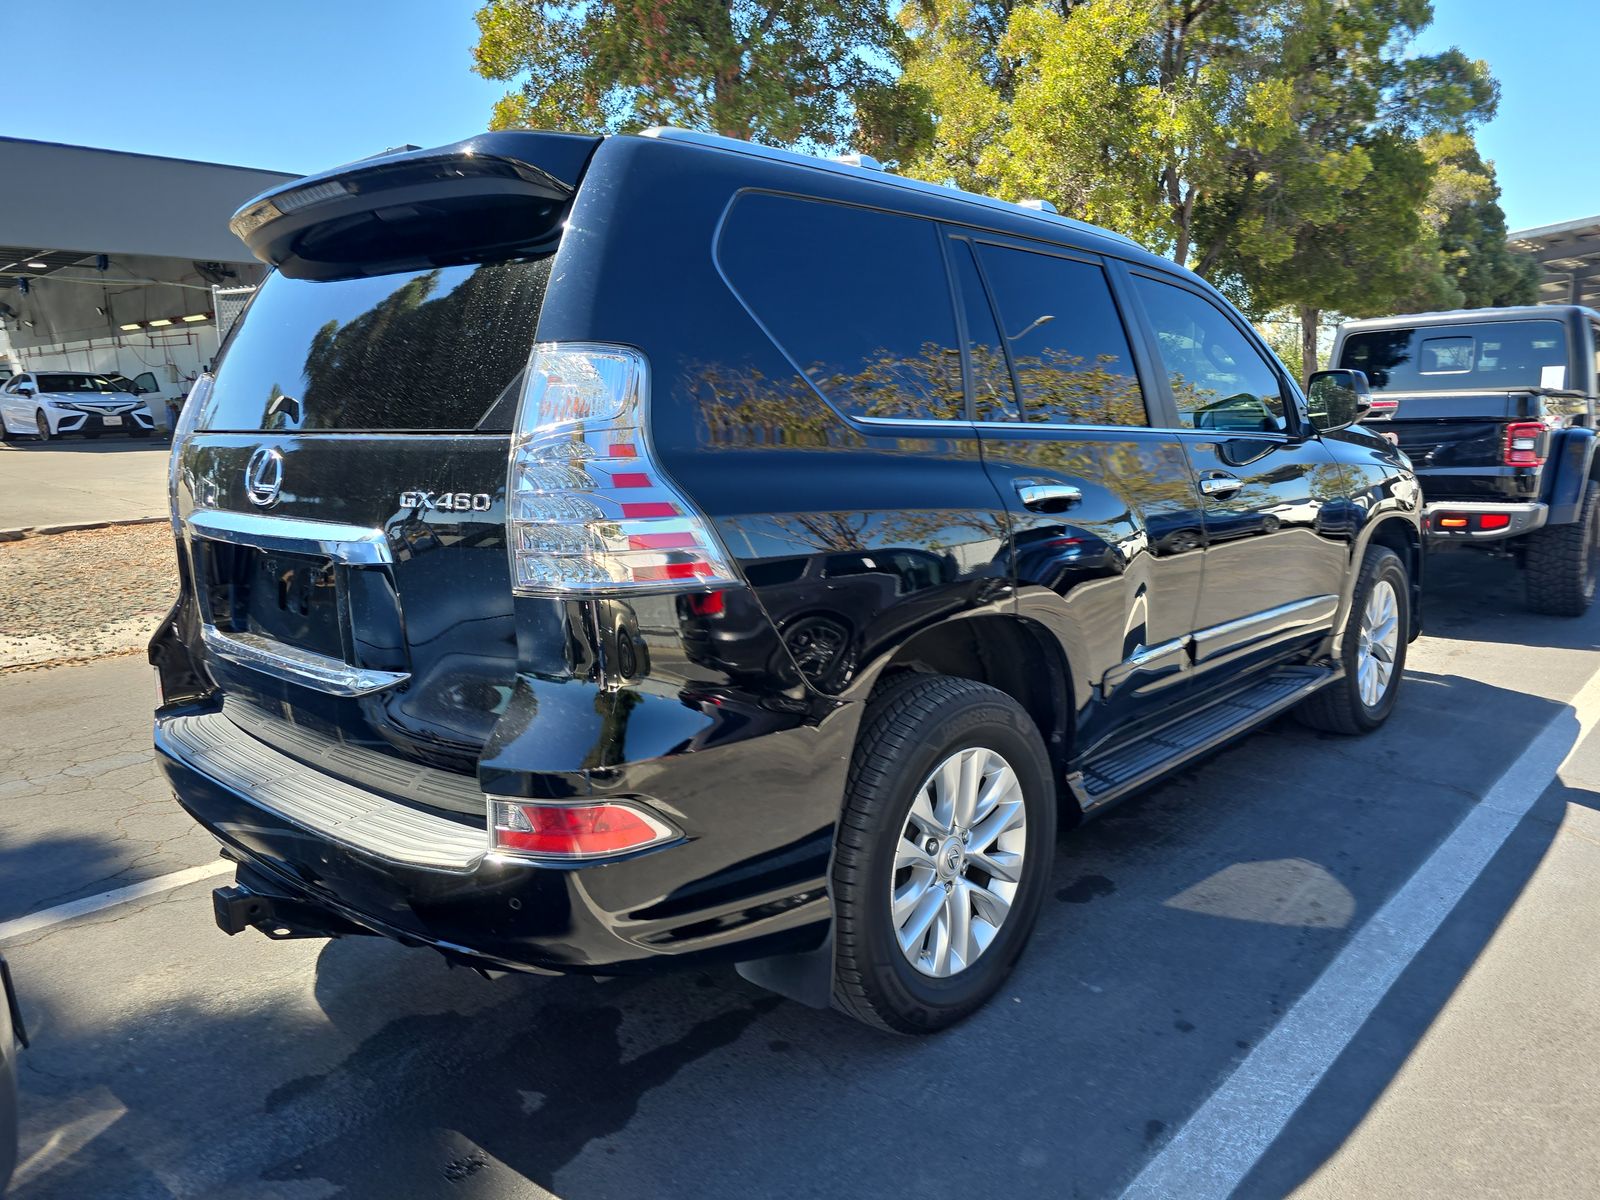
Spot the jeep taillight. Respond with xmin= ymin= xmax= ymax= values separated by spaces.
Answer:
xmin=1504 ymin=422 xmax=1546 ymax=468
xmin=507 ymin=344 xmax=738 ymax=593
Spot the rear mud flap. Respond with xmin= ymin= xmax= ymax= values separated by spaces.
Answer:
xmin=735 ymin=929 xmax=834 ymax=1009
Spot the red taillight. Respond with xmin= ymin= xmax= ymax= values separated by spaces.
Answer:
xmin=490 ymin=800 xmax=676 ymax=859
xmin=1479 ymin=513 xmax=1511 ymax=531
xmin=507 ymin=344 xmax=739 ymax=593
xmin=1504 ymin=422 xmax=1546 ymax=468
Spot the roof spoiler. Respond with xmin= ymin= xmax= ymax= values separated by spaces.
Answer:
xmin=229 ymin=132 xmax=603 ymax=281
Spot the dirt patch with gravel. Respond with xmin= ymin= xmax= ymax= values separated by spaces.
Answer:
xmin=0 ymin=522 xmax=178 ymax=670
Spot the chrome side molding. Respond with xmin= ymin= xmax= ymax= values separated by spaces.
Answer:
xmin=200 ymin=625 xmax=409 ymax=696
xmin=187 ymin=509 xmax=393 ymax=565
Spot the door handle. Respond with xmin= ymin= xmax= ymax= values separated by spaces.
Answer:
xmin=1014 ymin=481 xmax=1083 ymax=512
xmin=1199 ymin=474 xmax=1243 ymax=499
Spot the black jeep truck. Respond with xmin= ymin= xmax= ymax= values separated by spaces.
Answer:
xmin=1333 ymin=306 xmax=1600 ymax=615
xmin=153 ymin=128 xmax=1422 ymax=1033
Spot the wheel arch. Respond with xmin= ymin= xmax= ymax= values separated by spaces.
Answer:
xmin=1333 ymin=514 xmax=1422 ymax=654
xmin=863 ymin=613 xmax=1078 ymax=821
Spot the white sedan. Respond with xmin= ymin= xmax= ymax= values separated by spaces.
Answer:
xmin=0 ymin=372 xmax=157 ymax=440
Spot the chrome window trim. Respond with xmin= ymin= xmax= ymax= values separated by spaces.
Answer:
xmin=200 ymin=624 xmax=410 ymax=697
xmin=852 ymin=415 xmax=1159 ymax=434
xmin=186 ymin=509 xmax=393 ymax=565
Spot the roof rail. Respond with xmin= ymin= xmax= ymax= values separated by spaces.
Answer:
xmin=638 ymin=126 xmax=1139 ymax=249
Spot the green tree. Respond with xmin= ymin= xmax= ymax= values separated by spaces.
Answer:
xmin=471 ymin=0 xmax=905 ymax=149
xmin=890 ymin=0 xmax=1499 ymax=375
xmin=1391 ymin=132 xmax=1540 ymax=312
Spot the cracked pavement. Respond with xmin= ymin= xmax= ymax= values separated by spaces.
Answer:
xmin=5 ymin=554 xmax=1600 ymax=1198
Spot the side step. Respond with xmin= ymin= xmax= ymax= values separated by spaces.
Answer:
xmin=1070 ymin=665 xmax=1336 ymax=813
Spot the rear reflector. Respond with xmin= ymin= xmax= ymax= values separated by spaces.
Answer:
xmin=507 ymin=344 xmax=740 ymax=593
xmin=1504 ymin=422 xmax=1546 ymax=468
xmin=1478 ymin=513 xmax=1512 ymax=530
xmin=490 ymin=799 xmax=677 ymax=859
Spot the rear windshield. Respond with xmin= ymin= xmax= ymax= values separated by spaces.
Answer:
xmin=198 ymin=258 xmax=551 ymax=432
xmin=1340 ymin=319 xmax=1571 ymax=393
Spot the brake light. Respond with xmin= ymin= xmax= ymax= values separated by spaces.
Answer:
xmin=1504 ymin=422 xmax=1546 ymax=468
xmin=490 ymin=799 xmax=677 ymax=859
xmin=1479 ymin=513 xmax=1511 ymax=530
xmin=507 ymin=344 xmax=739 ymax=593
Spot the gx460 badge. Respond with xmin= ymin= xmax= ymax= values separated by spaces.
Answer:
xmin=400 ymin=491 xmax=493 ymax=512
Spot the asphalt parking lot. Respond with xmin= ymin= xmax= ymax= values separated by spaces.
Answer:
xmin=0 ymin=438 xmax=169 ymax=533
xmin=4 ymin=551 xmax=1600 ymax=1199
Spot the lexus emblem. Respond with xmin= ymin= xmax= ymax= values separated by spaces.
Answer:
xmin=244 ymin=446 xmax=284 ymax=507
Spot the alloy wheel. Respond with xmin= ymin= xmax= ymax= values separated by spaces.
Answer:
xmin=1356 ymin=578 xmax=1400 ymax=708
xmin=890 ymin=746 xmax=1027 ymax=978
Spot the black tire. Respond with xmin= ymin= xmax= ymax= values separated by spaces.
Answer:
xmin=34 ymin=410 xmax=51 ymax=441
xmin=1297 ymin=546 xmax=1409 ymax=735
xmin=1524 ymin=480 xmax=1599 ymax=617
xmin=831 ymin=674 xmax=1057 ymax=1034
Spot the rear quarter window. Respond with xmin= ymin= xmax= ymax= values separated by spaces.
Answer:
xmin=199 ymin=258 xmax=552 ymax=432
xmin=717 ymin=192 xmax=963 ymax=421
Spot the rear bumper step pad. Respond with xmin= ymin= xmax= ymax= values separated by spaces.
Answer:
xmin=157 ymin=712 xmax=487 ymax=871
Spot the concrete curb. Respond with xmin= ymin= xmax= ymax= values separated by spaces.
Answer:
xmin=0 ymin=516 xmax=168 ymax=544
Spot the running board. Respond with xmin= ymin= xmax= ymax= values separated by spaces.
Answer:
xmin=1069 ymin=665 xmax=1337 ymax=813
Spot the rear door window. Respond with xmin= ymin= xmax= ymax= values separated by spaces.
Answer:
xmin=973 ymin=244 xmax=1146 ymax=427
xmin=198 ymin=258 xmax=552 ymax=432
xmin=718 ymin=193 xmax=964 ymax=421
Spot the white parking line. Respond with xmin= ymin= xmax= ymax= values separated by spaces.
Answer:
xmin=0 ymin=860 xmax=234 ymax=945
xmin=1121 ymin=663 xmax=1600 ymax=1200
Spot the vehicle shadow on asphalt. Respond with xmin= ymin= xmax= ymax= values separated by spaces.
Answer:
xmin=1425 ymin=552 xmax=1600 ymax=651
xmin=0 ymin=833 xmax=137 ymax=927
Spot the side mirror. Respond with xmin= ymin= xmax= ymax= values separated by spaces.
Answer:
xmin=16 ymin=385 xmax=35 ymax=398
xmin=1306 ymin=369 xmax=1372 ymax=433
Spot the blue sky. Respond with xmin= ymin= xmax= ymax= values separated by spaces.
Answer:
xmin=4 ymin=0 xmax=1592 ymax=232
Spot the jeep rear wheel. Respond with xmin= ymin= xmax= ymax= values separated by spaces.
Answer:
xmin=831 ymin=675 xmax=1056 ymax=1034
xmin=1525 ymin=480 xmax=1600 ymax=617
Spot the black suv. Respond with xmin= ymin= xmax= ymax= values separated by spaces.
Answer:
xmin=152 ymin=129 xmax=1422 ymax=1033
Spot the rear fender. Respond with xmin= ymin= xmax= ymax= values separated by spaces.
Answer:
xmin=1542 ymin=427 xmax=1597 ymax=525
